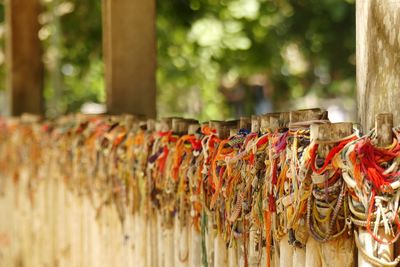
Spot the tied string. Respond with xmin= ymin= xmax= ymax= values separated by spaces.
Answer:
xmin=210 ymin=139 xmax=235 ymax=209
xmin=201 ymin=125 xmax=216 ymax=136
xmin=151 ymin=131 xmax=178 ymax=173
xmin=171 ymin=134 xmax=202 ymax=230
xmin=96 ymin=121 xmax=117 ymax=148
xmin=267 ymin=129 xmax=289 ymax=242
xmin=224 ymin=133 xmax=258 ymax=227
xmin=256 ymin=134 xmax=269 ymax=148
xmin=133 ymin=130 xmax=145 ymax=146
xmin=224 ymin=130 xmax=255 ymax=190
xmin=199 ymin=126 xmax=222 ymax=226
xmin=200 ymin=126 xmax=221 ymax=186
xmin=148 ymin=131 xmax=178 ymax=191
xmin=226 ymin=131 xmax=254 ymax=170
xmin=171 ymin=134 xmax=201 ymax=182
xmin=75 ymin=121 xmax=89 ymax=134
xmin=227 ymin=128 xmax=249 ymax=148
xmin=273 ymin=131 xmax=288 ymax=153
xmin=112 ymin=132 xmax=127 ymax=150
xmin=309 ymin=135 xmax=357 ymax=175
xmin=224 ymin=132 xmax=259 ymax=166
xmin=264 ymin=211 xmax=272 ymax=267
xmin=366 ymin=191 xmax=400 ymax=245
xmin=265 ymin=132 xmax=283 ymax=215
xmin=270 ymin=131 xmax=288 ymax=186
xmin=6 ymin=115 xmax=400 ymax=263
xmin=193 ymin=153 xmax=206 ymax=229
xmin=306 ymin=132 xmax=357 ymax=243
xmin=355 ymin=138 xmax=400 ymax=193
xmin=285 ymin=129 xmax=312 ymax=242
xmin=224 ymin=131 xmax=258 ymax=262
xmin=160 ymin=143 xmax=176 ymax=179
xmin=130 ymin=129 xmax=151 ymax=214
xmin=342 ymin=134 xmax=400 ymax=245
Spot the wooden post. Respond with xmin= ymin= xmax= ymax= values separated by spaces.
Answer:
xmin=226 ymin=122 xmax=239 ymax=267
xmin=289 ymin=108 xmax=326 ymax=126
xmin=171 ymin=118 xmax=190 ymax=267
xmin=259 ymin=112 xmax=280 ymax=134
xmin=374 ymin=112 xmax=394 ymax=267
xmin=286 ymin=109 xmax=327 ymax=267
xmin=251 ymin=115 xmax=260 ymax=133
xmin=270 ymin=114 xmax=281 ymax=130
xmin=102 ymin=0 xmax=156 ymax=117
xmin=239 ymin=117 xmax=251 ymax=131
xmin=278 ymin=112 xmax=292 ymax=267
xmin=214 ymin=230 xmax=228 ymax=267
xmin=357 ymin=1 xmax=400 ymax=263
xmin=375 ymin=113 xmax=393 ymax=146
xmin=357 ymin=113 xmax=394 ymax=267
xmin=306 ymin=123 xmax=355 ymax=267
xmin=188 ymin=122 xmax=202 ymax=267
xmin=210 ymin=121 xmax=228 ymax=267
xmin=5 ymin=0 xmax=44 ymax=116
xmin=267 ymin=113 xmax=282 ymax=267
xmin=356 ymin=0 xmax=400 ymax=130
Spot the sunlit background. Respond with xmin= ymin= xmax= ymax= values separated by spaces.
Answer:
xmin=0 ymin=0 xmax=356 ymax=122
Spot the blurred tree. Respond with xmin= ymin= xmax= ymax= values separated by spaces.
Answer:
xmin=0 ymin=4 xmax=5 ymax=93
xmin=40 ymin=0 xmax=104 ymax=116
xmin=0 ymin=0 xmax=356 ymax=119
xmin=157 ymin=0 xmax=356 ymax=120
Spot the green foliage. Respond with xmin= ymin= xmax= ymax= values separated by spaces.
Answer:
xmin=0 ymin=0 xmax=356 ymax=119
xmin=157 ymin=0 xmax=356 ymax=119
xmin=40 ymin=0 xmax=104 ymax=116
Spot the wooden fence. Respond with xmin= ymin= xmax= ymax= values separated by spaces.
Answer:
xmin=0 ymin=111 xmax=399 ymax=267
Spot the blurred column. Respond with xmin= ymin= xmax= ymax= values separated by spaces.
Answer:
xmin=356 ymin=0 xmax=400 ymax=130
xmin=5 ymin=0 xmax=44 ymax=116
xmin=102 ymin=0 xmax=156 ymax=118
xmin=356 ymin=1 xmax=400 ymax=266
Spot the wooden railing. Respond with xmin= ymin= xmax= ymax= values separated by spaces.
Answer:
xmin=0 ymin=112 xmax=399 ymax=267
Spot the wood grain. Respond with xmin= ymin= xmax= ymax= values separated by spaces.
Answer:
xmin=103 ymin=0 xmax=156 ymax=117
xmin=357 ymin=0 xmax=400 ymax=131
xmin=5 ymin=0 xmax=43 ymax=116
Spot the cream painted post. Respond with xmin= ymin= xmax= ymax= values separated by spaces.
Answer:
xmin=187 ymin=123 xmax=203 ymax=267
xmin=260 ymin=113 xmax=278 ymax=267
xmin=287 ymin=109 xmax=327 ymax=267
xmin=270 ymin=113 xmax=295 ymax=267
xmin=306 ymin=123 xmax=354 ymax=267
xmin=187 ymin=126 xmax=202 ymax=266
xmin=212 ymin=121 xmax=229 ymax=267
